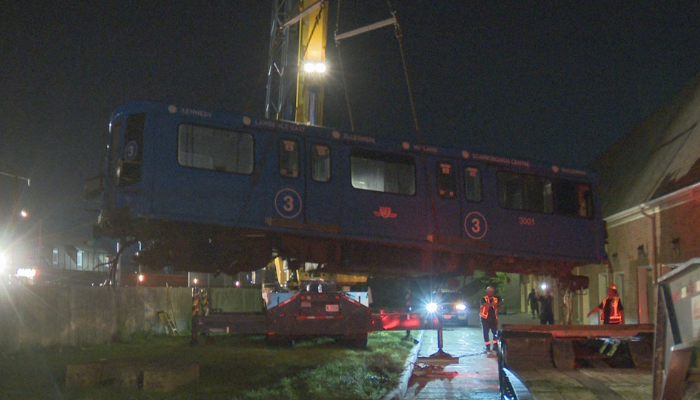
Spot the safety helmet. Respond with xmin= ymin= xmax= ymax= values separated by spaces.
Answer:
xmin=607 ymin=283 xmax=617 ymax=291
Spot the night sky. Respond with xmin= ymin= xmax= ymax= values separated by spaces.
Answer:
xmin=1 ymin=1 xmax=699 ymax=236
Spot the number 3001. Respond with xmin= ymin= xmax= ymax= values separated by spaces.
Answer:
xmin=518 ymin=217 xmax=535 ymax=226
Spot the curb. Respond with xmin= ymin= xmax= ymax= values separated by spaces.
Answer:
xmin=382 ymin=330 xmax=424 ymax=400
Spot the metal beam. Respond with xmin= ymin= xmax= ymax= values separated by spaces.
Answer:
xmin=334 ymin=17 xmax=396 ymax=42
xmin=282 ymin=0 xmax=323 ymax=29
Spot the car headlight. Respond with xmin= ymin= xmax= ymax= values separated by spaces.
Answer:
xmin=455 ymin=303 xmax=467 ymax=311
xmin=426 ymin=302 xmax=439 ymax=313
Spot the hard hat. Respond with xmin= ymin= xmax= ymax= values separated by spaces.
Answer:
xmin=607 ymin=283 xmax=617 ymax=291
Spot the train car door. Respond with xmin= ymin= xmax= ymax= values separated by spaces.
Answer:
xmin=431 ymin=159 xmax=462 ymax=239
xmin=265 ymin=135 xmax=306 ymax=226
xmin=304 ymin=140 xmax=341 ymax=232
xmin=459 ymin=162 xmax=491 ymax=245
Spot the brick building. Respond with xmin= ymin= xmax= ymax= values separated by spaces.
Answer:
xmin=579 ymin=72 xmax=700 ymax=324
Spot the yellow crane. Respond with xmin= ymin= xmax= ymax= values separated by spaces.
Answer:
xmin=264 ymin=1 xmax=397 ymax=289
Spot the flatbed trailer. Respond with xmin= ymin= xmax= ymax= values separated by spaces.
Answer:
xmin=191 ymin=289 xmax=435 ymax=348
xmin=498 ymin=324 xmax=655 ymax=399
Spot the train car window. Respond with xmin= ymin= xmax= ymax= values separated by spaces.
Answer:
xmin=279 ymin=139 xmax=300 ymax=178
xmin=436 ymin=162 xmax=456 ymax=199
xmin=178 ymin=124 xmax=254 ymax=174
xmin=556 ymin=181 xmax=593 ymax=218
xmin=464 ymin=166 xmax=482 ymax=202
xmin=118 ymin=113 xmax=145 ymax=186
xmin=498 ymin=172 xmax=553 ymax=213
xmin=311 ymin=144 xmax=331 ymax=182
xmin=351 ymin=152 xmax=415 ymax=195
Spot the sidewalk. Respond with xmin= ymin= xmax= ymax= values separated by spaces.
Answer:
xmin=405 ymin=327 xmax=500 ymax=400
xmin=402 ymin=311 xmax=533 ymax=400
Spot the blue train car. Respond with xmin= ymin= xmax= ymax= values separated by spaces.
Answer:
xmin=94 ymin=101 xmax=606 ymax=280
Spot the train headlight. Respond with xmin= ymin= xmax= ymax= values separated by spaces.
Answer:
xmin=426 ymin=302 xmax=439 ymax=314
xmin=455 ymin=303 xmax=467 ymax=311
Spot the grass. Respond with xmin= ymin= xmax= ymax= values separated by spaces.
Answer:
xmin=0 ymin=331 xmax=414 ymax=400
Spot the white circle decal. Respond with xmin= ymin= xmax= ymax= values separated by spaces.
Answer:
xmin=274 ymin=188 xmax=302 ymax=219
xmin=464 ymin=212 xmax=488 ymax=240
xmin=243 ymin=116 xmax=252 ymax=125
xmin=332 ymin=131 xmax=341 ymax=139
xmin=168 ymin=105 xmax=177 ymax=113
xmin=462 ymin=150 xmax=470 ymax=159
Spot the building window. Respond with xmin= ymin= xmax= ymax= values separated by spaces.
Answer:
xmin=52 ymin=249 xmax=58 ymax=265
xmin=498 ymin=172 xmax=553 ymax=213
xmin=77 ymin=251 xmax=83 ymax=268
xmin=279 ymin=139 xmax=300 ymax=178
xmin=465 ymin=166 xmax=482 ymax=202
xmin=311 ymin=144 xmax=331 ymax=182
xmin=351 ymin=151 xmax=415 ymax=196
xmin=178 ymin=124 xmax=254 ymax=174
xmin=436 ymin=162 xmax=456 ymax=199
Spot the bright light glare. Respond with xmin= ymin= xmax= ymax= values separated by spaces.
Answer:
xmin=540 ymin=283 xmax=548 ymax=291
xmin=235 ymin=281 xmax=240 ymax=287
xmin=303 ymin=62 xmax=326 ymax=73
xmin=455 ymin=303 xmax=467 ymax=311
xmin=0 ymin=253 xmax=7 ymax=269
xmin=16 ymin=268 xmax=37 ymax=279
xmin=20 ymin=210 xmax=29 ymax=218
xmin=426 ymin=302 xmax=439 ymax=313
xmin=193 ymin=278 xmax=198 ymax=285
xmin=138 ymin=274 xmax=144 ymax=282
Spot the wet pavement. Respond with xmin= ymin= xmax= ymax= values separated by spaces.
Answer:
xmin=404 ymin=311 xmax=533 ymax=400
xmin=402 ymin=312 xmax=653 ymax=400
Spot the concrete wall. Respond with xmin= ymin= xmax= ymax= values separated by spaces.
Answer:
xmin=0 ymin=285 xmax=263 ymax=352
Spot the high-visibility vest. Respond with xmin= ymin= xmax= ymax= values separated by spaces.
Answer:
xmin=480 ymin=296 xmax=498 ymax=320
xmin=600 ymin=297 xmax=622 ymax=324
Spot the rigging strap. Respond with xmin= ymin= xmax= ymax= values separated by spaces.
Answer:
xmin=334 ymin=0 xmax=356 ymax=132
xmin=387 ymin=0 xmax=441 ymax=240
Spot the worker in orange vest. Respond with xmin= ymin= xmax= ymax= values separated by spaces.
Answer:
xmin=587 ymin=283 xmax=624 ymax=324
xmin=480 ymin=286 xmax=501 ymax=351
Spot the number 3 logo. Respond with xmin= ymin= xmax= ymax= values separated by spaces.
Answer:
xmin=275 ymin=188 xmax=302 ymax=219
xmin=283 ymin=195 xmax=295 ymax=212
xmin=464 ymin=212 xmax=487 ymax=240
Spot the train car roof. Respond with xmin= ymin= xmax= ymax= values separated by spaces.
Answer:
xmin=112 ymin=100 xmax=598 ymax=181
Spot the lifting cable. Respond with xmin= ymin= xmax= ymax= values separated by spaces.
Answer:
xmin=334 ymin=0 xmax=356 ymax=132
xmin=237 ymin=1 xmax=327 ymax=225
xmin=387 ymin=0 xmax=442 ymax=244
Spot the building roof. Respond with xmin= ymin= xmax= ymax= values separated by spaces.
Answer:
xmin=592 ymin=72 xmax=700 ymax=217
